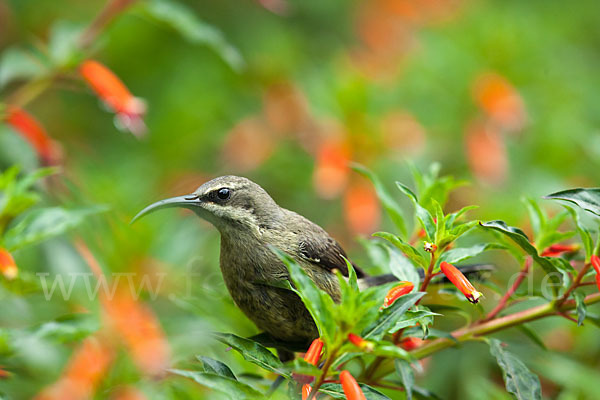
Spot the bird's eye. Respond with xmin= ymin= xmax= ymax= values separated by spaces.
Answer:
xmin=216 ymin=188 xmax=231 ymax=200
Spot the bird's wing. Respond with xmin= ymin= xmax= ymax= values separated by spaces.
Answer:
xmin=288 ymin=211 xmax=365 ymax=278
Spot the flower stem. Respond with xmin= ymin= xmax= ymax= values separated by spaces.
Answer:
xmin=482 ymin=257 xmax=531 ymax=322
xmin=308 ymin=347 xmax=338 ymax=400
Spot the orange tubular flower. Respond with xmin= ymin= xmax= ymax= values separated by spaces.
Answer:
xmin=440 ymin=261 xmax=482 ymax=304
xmin=5 ymin=107 xmax=60 ymax=163
xmin=540 ymin=243 xmax=580 ymax=257
xmin=303 ymin=338 xmax=324 ymax=366
xmin=348 ymin=333 xmax=374 ymax=351
xmin=0 ymin=249 xmax=18 ymax=280
xmin=79 ymin=60 xmax=146 ymax=137
xmin=383 ymin=281 xmax=414 ymax=308
xmin=592 ymin=255 xmax=600 ymax=292
xmin=301 ymin=384 xmax=312 ymax=400
xmin=340 ymin=370 xmax=366 ymax=400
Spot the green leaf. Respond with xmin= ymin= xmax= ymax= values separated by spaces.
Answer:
xmin=489 ymin=339 xmax=542 ymax=400
xmin=212 ymin=332 xmax=289 ymax=378
xmin=4 ymin=206 xmax=108 ymax=251
xmin=352 ymin=163 xmax=407 ymax=237
xmin=439 ymin=243 xmax=505 ymax=265
xmin=523 ymin=198 xmax=546 ymax=240
xmin=141 ymin=0 xmax=245 ymax=72
xmin=479 ymin=220 xmax=559 ymax=279
xmin=273 ymin=247 xmax=337 ymax=344
xmin=573 ymin=291 xmax=586 ymax=327
xmin=197 ymin=356 xmax=237 ymax=380
xmin=390 ymin=309 xmax=439 ymax=333
xmin=565 ymin=207 xmax=594 ymax=261
xmin=284 ymin=358 xmax=322 ymax=377
xmin=319 ymin=383 xmax=391 ymax=400
xmin=362 ymin=292 xmax=424 ymax=340
xmin=396 ymin=360 xmax=415 ymax=400
xmin=169 ymin=369 xmax=263 ymax=398
xmin=0 ymin=47 xmax=46 ymax=87
xmin=385 ymin=244 xmax=421 ymax=289
xmin=373 ymin=232 xmax=427 ymax=269
xmin=544 ymin=188 xmax=600 ymax=217
xmin=31 ymin=314 xmax=98 ymax=344
xmin=397 ymin=182 xmax=436 ymax=240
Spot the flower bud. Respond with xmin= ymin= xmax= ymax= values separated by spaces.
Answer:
xmin=440 ymin=261 xmax=482 ymax=304
xmin=399 ymin=337 xmax=424 ymax=351
xmin=303 ymin=338 xmax=323 ymax=366
xmin=302 ymin=384 xmax=311 ymax=400
xmin=540 ymin=243 xmax=579 ymax=257
xmin=340 ymin=370 xmax=366 ymax=400
xmin=347 ymin=333 xmax=374 ymax=352
xmin=382 ymin=281 xmax=414 ymax=308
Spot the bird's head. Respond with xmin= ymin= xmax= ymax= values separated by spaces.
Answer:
xmin=131 ymin=176 xmax=282 ymax=233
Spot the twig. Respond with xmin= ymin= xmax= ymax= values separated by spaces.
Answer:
xmin=78 ymin=0 xmax=139 ymax=48
xmin=308 ymin=348 xmax=338 ymax=400
xmin=482 ymin=257 xmax=531 ymax=322
xmin=556 ymin=261 xmax=592 ymax=307
xmin=369 ymin=292 xmax=600 ymax=381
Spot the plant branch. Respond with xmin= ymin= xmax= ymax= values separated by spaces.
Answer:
xmin=308 ymin=348 xmax=338 ymax=400
xmin=370 ymin=292 xmax=600 ymax=381
xmin=419 ymin=253 xmax=437 ymax=294
xmin=556 ymin=261 xmax=592 ymax=307
xmin=482 ymin=257 xmax=531 ymax=322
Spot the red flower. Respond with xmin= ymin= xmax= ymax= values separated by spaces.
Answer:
xmin=440 ymin=261 xmax=482 ymax=304
xmin=79 ymin=60 xmax=146 ymax=137
xmin=540 ymin=243 xmax=579 ymax=257
xmin=301 ymin=384 xmax=312 ymax=400
xmin=383 ymin=281 xmax=414 ymax=308
xmin=592 ymin=255 xmax=600 ymax=292
xmin=340 ymin=370 xmax=366 ymax=400
xmin=303 ymin=338 xmax=324 ymax=366
xmin=348 ymin=333 xmax=374 ymax=351
xmin=5 ymin=107 xmax=60 ymax=164
xmin=0 ymin=249 xmax=18 ymax=280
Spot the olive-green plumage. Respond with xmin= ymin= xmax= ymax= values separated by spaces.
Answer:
xmin=132 ymin=176 xmax=367 ymax=346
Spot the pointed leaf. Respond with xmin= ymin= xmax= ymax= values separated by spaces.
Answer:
xmin=319 ymin=383 xmax=391 ymax=399
xmin=544 ymin=188 xmax=600 ymax=217
xmin=396 ymin=360 xmax=415 ymax=400
xmin=489 ymin=339 xmax=542 ymax=400
xmin=397 ymin=183 xmax=436 ymax=240
xmin=439 ymin=243 xmax=505 ymax=265
xmin=212 ymin=332 xmax=289 ymax=378
xmin=362 ymin=292 xmax=424 ymax=340
xmin=352 ymin=163 xmax=407 ymax=236
xmin=197 ymin=356 xmax=237 ymax=380
xmin=573 ymin=291 xmax=586 ymax=327
xmin=169 ymin=369 xmax=263 ymax=398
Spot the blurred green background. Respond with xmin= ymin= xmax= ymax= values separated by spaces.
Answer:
xmin=1 ymin=0 xmax=599 ymax=398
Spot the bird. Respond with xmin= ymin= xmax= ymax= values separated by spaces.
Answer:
xmin=132 ymin=175 xmax=490 ymax=357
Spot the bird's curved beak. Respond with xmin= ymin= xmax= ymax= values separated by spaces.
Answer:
xmin=130 ymin=194 xmax=202 ymax=224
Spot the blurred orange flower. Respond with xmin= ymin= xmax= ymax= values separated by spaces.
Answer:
xmin=263 ymin=82 xmax=309 ymax=135
xmin=343 ymin=181 xmax=381 ymax=234
xmin=313 ymin=138 xmax=351 ymax=199
xmin=79 ymin=60 xmax=146 ymax=137
xmin=222 ymin=117 xmax=275 ymax=171
xmin=381 ymin=111 xmax=426 ymax=157
xmin=540 ymin=243 xmax=579 ymax=257
xmin=36 ymin=336 xmax=114 ymax=400
xmin=4 ymin=107 xmax=61 ymax=164
xmin=465 ymin=119 xmax=508 ymax=185
xmin=400 ymin=336 xmax=424 ymax=351
xmin=473 ymin=73 xmax=527 ymax=132
xmin=103 ymin=290 xmax=171 ymax=377
xmin=0 ymin=248 xmax=18 ymax=280
xmin=110 ymin=387 xmax=148 ymax=400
